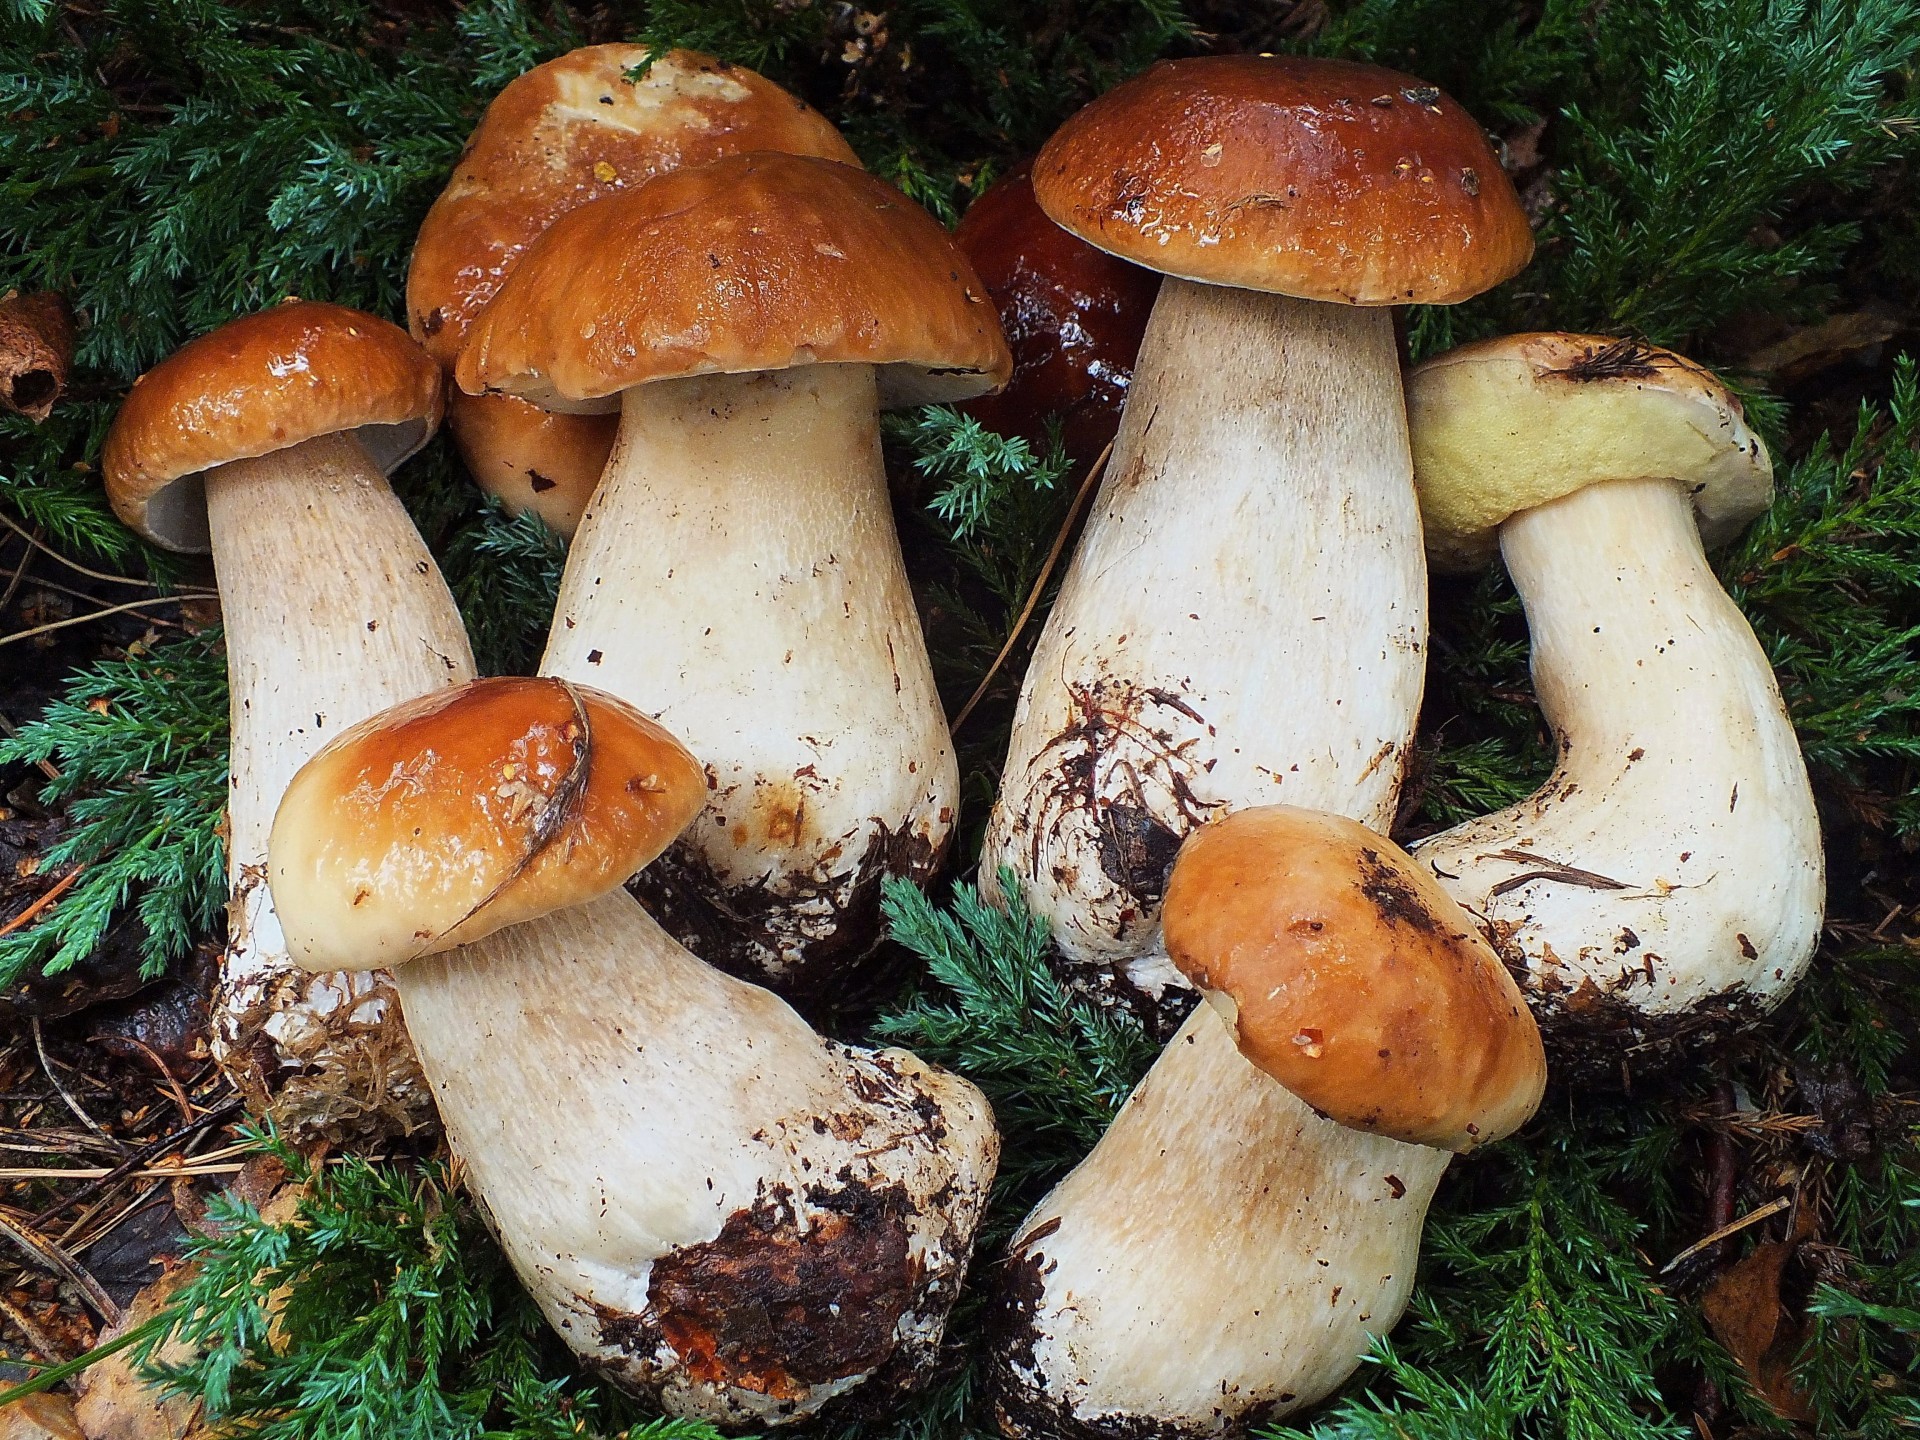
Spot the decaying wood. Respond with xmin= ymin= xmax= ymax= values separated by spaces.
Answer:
xmin=0 ymin=293 xmax=76 ymax=423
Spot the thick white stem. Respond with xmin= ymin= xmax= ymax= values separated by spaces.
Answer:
xmin=540 ymin=365 xmax=957 ymax=989
xmin=980 ymin=280 xmax=1425 ymax=1020
xmin=209 ymin=431 xmax=473 ymax=1132
xmin=396 ymin=889 xmax=997 ymax=1426
xmin=994 ymin=1007 xmax=1448 ymax=1437
xmin=1415 ymin=477 xmax=1823 ymax=1055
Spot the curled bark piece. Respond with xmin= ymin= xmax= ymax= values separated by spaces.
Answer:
xmin=0 ymin=292 xmax=75 ymax=423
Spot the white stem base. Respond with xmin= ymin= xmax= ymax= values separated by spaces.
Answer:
xmin=397 ymin=889 xmax=997 ymax=1425
xmin=1415 ymin=477 xmax=1823 ymax=1059
xmin=980 ymin=280 xmax=1425 ymax=1021
xmin=992 ymin=1008 xmax=1448 ymax=1437
xmin=541 ymin=365 xmax=956 ymax=989
xmin=209 ymin=432 xmax=474 ymax=1134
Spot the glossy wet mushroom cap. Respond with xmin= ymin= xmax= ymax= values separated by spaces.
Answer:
xmin=1408 ymin=333 xmax=1775 ymax=571
xmin=953 ymin=158 xmax=1159 ymax=466
xmin=1162 ymin=804 xmax=1546 ymax=1151
xmin=445 ymin=389 xmax=618 ymax=536
xmin=269 ymin=676 xmax=705 ymax=974
xmin=1032 ymin=54 xmax=1534 ymax=304
xmin=101 ymin=301 xmax=443 ymax=552
xmin=456 ymin=151 xmax=1012 ymax=411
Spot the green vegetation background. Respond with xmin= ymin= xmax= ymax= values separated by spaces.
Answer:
xmin=1 ymin=1 xmax=1918 ymax=1436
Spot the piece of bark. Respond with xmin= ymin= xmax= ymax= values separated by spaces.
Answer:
xmin=0 ymin=292 xmax=76 ymax=423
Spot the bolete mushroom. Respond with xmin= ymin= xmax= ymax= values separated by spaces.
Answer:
xmin=457 ymin=151 xmax=1010 ymax=990
xmin=408 ymin=44 xmax=858 ymax=535
xmin=1406 ymin=333 xmax=1823 ymax=1071
xmin=953 ymin=158 xmax=1160 ymax=469
xmin=989 ymin=805 xmax=1545 ymax=1436
xmin=100 ymin=300 xmax=466 ymax=1131
xmin=269 ymin=676 xmax=999 ymax=1425
xmin=978 ymin=55 xmax=1534 ymax=1029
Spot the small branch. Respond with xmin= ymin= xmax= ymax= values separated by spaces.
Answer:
xmin=0 ymin=593 xmax=206 ymax=648
xmin=1660 ymin=1196 xmax=1791 ymax=1275
xmin=31 ymin=1017 xmax=119 ymax=1150
xmin=0 ymin=1208 xmax=121 ymax=1326
xmin=0 ymin=864 xmax=84 ymax=938
xmin=951 ymin=439 xmax=1113 ymax=735
xmin=0 ymin=1290 xmax=69 ymax=1366
xmin=0 ymin=510 xmax=177 ymax=591
xmin=29 ymin=1096 xmax=242 ymax=1229
xmin=0 ymin=292 xmax=75 ymax=423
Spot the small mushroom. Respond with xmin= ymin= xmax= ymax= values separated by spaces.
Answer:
xmin=409 ymin=44 xmax=858 ymax=536
xmin=269 ymin=677 xmax=999 ymax=1426
xmin=989 ymin=805 xmax=1544 ymax=1436
xmin=100 ymin=300 xmax=466 ymax=1130
xmin=1406 ymin=333 xmax=1823 ymax=1072
xmin=952 ymin=158 xmax=1160 ymax=468
xmin=979 ymin=56 xmax=1534 ymax=1029
xmin=458 ymin=151 xmax=1010 ymax=991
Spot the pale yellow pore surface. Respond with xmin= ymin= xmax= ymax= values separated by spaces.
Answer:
xmin=1408 ymin=333 xmax=1773 ymax=572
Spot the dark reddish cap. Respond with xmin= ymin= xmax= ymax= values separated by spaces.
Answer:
xmin=1162 ymin=805 xmax=1546 ymax=1151
xmin=457 ymin=152 xmax=1011 ymax=411
xmin=955 ymin=158 xmax=1159 ymax=466
xmin=270 ymin=676 xmax=705 ymax=973
xmin=408 ymin=45 xmax=858 ymax=369
xmin=1033 ymin=55 xmax=1534 ymax=305
xmin=101 ymin=301 xmax=443 ymax=552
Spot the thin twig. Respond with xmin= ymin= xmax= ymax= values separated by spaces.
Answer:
xmin=101 ymin=1032 xmax=194 ymax=1129
xmin=30 ymin=1018 xmax=118 ymax=1150
xmin=0 ymin=532 xmax=35 ymax=614
xmin=0 ymin=865 xmax=84 ymax=938
xmin=1661 ymin=1196 xmax=1792 ymax=1274
xmin=30 ymin=1096 xmax=242 ymax=1230
xmin=0 ymin=1289 xmax=69 ymax=1366
xmin=0 ymin=1208 xmax=120 ymax=1325
xmin=951 ymin=439 xmax=1113 ymax=735
xmin=0 ymin=509 xmax=171 ymax=590
xmin=7 ymin=568 xmax=216 ymax=612
xmin=0 ymin=593 xmax=206 ymax=648
xmin=0 ymin=710 xmax=60 ymax=781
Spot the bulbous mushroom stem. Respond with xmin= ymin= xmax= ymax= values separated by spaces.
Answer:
xmin=540 ymin=363 xmax=958 ymax=990
xmin=980 ymin=278 xmax=1425 ymax=1024
xmin=394 ymin=887 xmax=997 ymax=1426
xmin=992 ymin=1006 xmax=1448 ymax=1438
xmin=1414 ymin=475 xmax=1823 ymax=1061
xmin=209 ymin=430 xmax=473 ymax=1129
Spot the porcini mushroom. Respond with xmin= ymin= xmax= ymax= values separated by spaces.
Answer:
xmin=953 ymin=158 xmax=1160 ymax=468
xmin=457 ymin=151 xmax=1010 ymax=990
xmin=1406 ymin=334 xmax=1823 ymax=1070
xmin=989 ymin=805 xmax=1545 ymax=1436
xmin=269 ymin=677 xmax=999 ymax=1425
xmin=408 ymin=43 xmax=858 ymax=535
xmin=979 ymin=55 xmax=1534 ymax=1028
xmin=100 ymin=300 xmax=465 ymax=1130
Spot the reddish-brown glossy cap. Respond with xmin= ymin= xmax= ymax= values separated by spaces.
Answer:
xmin=269 ymin=677 xmax=705 ymax=974
xmin=456 ymin=152 xmax=1012 ymax=411
xmin=408 ymin=45 xmax=858 ymax=369
xmin=955 ymin=158 xmax=1159 ymax=466
xmin=101 ymin=302 xmax=443 ymax=553
xmin=447 ymin=389 xmax=616 ymax=537
xmin=1033 ymin=55 xmax=1533 ymax=305
xmin=1163 ymin=805 xmax=1546 ymax=1151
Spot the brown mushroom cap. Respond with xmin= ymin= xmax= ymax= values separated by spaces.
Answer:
xmin=954 ymin=157 xmax=1160 ymax=467
xmin=1032 ymin=55 xmax=1533 ymax=305
xmin=1162 ymin=805 xmax=1546 ymax=1151
xmin=447 ymin=389 xmax=616 ymax=537
xmin=269 ymin=676 xmax=705 ymax=975
xmin=408 ymin=45 xmax=858 ymax=369
xmin=1408 ymin=332 xmax=1775 ymax=571
xmin=101 ymin=301 xmax=443 ymax=553
xmin=456 ymin=152 xmax=1012 ymax=411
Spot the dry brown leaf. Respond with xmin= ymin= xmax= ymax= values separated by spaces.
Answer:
xmin=1701 ymin=1239 xmax=1815 ymax=1421
xmin=0 ymin=1392 xmax=86 ymax=1440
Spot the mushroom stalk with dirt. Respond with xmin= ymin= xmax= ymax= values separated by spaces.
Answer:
xmin=988 ymin=806 xmax=1545 ymax=1436
xmin=978 ymin=55 xmax=1534 ymax=1029
xmin=1406 ymin=334 xmax=1823 ymax=1071
xmin=269 ymin=678 xmax=999 ymax=1425
xmin=457 ymin=151 xmax=1010 ymax=992
xmin=100 ymin=301 xmax=467 ymax=1133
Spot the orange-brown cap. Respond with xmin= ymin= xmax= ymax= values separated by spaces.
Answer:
xmin=101 ymin=301 xmax=443 ymax=553
xmin=408 ymin=45 xmax=858 ymax=369
xmin=1162 ymin=805 xmax=1545 ymax=1151
xmin=447 ymin=389 xmax=616 ymax=537
xmin=1033 ymin=55 xmax=1533 ymax=305
xmin=269 ymin=676 xmax=705 ymax=974
xmin=456 ymin=152 xmax=1012 ymax=411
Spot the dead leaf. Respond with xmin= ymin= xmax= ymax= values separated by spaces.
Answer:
xmin=1701 ymin=1240 xmax=1814 ymax=1421
xmin=69 ymin=1265 xmax=202 ymax=1440
xmin=0 ymin=1392 xmax=85 ymax=1440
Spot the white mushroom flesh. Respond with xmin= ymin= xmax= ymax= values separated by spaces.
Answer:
xmin=979 ymin=278 xmax=1425 ymax=1021
xmin=541 ymin=363 xmax=958 ymax=988
xmin=1415 ymin=473 xmax=1823 ymax=1043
